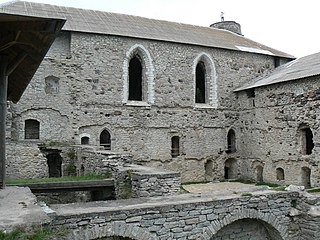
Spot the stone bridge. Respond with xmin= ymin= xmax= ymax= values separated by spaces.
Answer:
xmin=50 ymin=190 xmax=301 ymax=240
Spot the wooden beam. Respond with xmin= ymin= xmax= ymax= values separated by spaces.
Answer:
xmin=0 ymin=55 xmax=8 ymax=189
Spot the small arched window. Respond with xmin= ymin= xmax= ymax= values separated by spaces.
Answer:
xmin=195 ymin=62 xmax=206 ymax=103
xmin=227 ymin=129 xmax=236 ymax=153
xmin=128 ymin=55 xmax=143 ymax=101
xmin=276 ymin=167 xmax=285 ymax=181
xmin=100 ymin=130 xmax=111 ymax=150
xmin=81 ymin=136 xmax=90 ymax=145
xmin=171 ymin=136 xmax=180 ymax=158
xmin=25 ymin=119 xmax=40 ymax=139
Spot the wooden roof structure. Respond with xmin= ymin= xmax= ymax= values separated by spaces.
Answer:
xmin=0 ymin=12 xmax=65 ymax=102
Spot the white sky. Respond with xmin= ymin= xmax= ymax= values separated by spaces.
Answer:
xmin=1 ymin=0 xmax=320 ymax=58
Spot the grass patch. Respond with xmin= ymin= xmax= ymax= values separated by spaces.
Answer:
xmin=0 ymin=226 xmax=67 ymax=240
xmin=307 ymin=188 xmax=320 ymax=193
xmin=241 ymin=192 xmax=253 ymax=197
xmin=7 ymin=172 xmax=112 ymax=185
xmin=255 ymin=181 xmax=281 ymax=188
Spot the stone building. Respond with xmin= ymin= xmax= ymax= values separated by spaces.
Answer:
xmin=2 ymin=1 xmax=317 ymax=187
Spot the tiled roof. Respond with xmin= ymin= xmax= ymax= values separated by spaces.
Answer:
xmin=235 ymin=52 xmax=320 ymax=91
xmin=0 ymin=0 xmax=294 ymax=58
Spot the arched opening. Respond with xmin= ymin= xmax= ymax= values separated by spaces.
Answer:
xmin=46 ymin=152 xmax=62 ymax=177
xmin=301 ymin=167 xmax=311 ymax=188
xmin=227 ymin=129 xmax=236 ymax=153
xmin=299 ymin=125 xmax=314 ymax=155
xmin=128 ymin=55 xmax=143 ymax=101
xmin=100 ymin=130 xmax=111 ymax=150
xmin=25 ymin=119 xmax=40 ymax=139
xmin=276 ymin=167 xmax=285 ymax=181
xmin=81 ymin=136 xmax=89 ymax=145
xmin=171 ymin=136 xmax=180 ymax=158
xmin=195 ymin=61 xmax=206 ymax=103
xmin=256 ymin=165 xmax=264 ymax=182
xmin=212 ymin=218 xmax=283 ymax=240
xmin=224 ymin=158 xmax=237 ymax=180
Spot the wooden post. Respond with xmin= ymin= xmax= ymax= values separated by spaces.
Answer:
xmin=0 ymin=55 xmax=8 ymax=189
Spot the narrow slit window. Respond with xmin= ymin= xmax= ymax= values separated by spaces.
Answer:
xmin=171 ymin=136 xmax=180 ymax=158
xmin=227 ymin=129 xmax=236 ymax=153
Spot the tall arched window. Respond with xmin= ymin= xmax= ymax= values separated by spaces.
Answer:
xmin=300 ymin=127 xmax=314 ymax=155
xmin=123 ymin=44 xmax=154 ymax=104
xmin=128 ymin=56 xmax=143 ymax=101
xmin=25 ymin=119 xmax=40 ymax=139
xmin=193 ymin=53 xmax=217 ymax=107
xmin=227 ymin=129 xmax=236 ymax=153
xmin=100 ymin=130 xmax=111 ymax=150
xmin=195 ymin=62 xmax=206 ymax=103
xmin=171 ymin=136 xmax=180 ymax=158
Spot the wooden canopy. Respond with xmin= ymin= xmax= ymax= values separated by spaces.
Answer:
xmin=0 ymin=12 xmax=65 ymax=103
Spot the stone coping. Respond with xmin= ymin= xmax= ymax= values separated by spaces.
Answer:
xmin=50 ymin=189 xmax=298 ymax=217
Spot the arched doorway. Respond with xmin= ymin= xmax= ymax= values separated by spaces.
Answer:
xmin=46 ymin=152 xmax=62 ymax=177
xmin=100 ymin=129 xmax=111 ymax=150
xmin=276 ymin=167 xmax=285 ymax=181
xmin=301 ymin=167 xmax=311 ymax=188
xmin=212 ymin=218 xmax=283 ymax=240
xmin=224 ymin=158 xmax=237 ymax=180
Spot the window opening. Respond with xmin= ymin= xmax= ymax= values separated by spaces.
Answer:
xmin=81 ymin=136 xmax=89 ymax=145
xmin=276 ymin=167 xmax=284 ymax=181
xmin=227 ymin=129 xmax=236 ymax=153
xmin=171 ymin=136 xmax=180 ymax=158
xmin=128 ymin=56 xmax=143 ymax=101
xmin=195 ymin=62 xmax=206 ymax=103
xmin=25 ymin=119 xmax=40 ymax=139
xmin=301 ymin=167 xmax=311 ymax=188
xmin=304 ymin=128 xmax=314 ymax=155
xmin=100 ymin=130 xmax=111 ymax=150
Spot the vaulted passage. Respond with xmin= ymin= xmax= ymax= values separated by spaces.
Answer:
xmin=224 ymin=158 xmax=237 ymax=179
xmin=128 ymin=55 xmax=143 ymax=101
xmin=212 ymin=218 xmax=283 ymax=240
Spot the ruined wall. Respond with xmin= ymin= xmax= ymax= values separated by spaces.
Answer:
xmin=236 ymin=76 xmax=320 ymax=186
xmin=50 ymin=191 xmax=298 ymax=240
xmin=7 ymin=30 xmax=279 ymax=181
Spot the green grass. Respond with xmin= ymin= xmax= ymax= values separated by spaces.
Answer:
xmin=0 ymin=226 xmax=66 ymax=240
xmin=7 ymin=172 xmax=112 ymax=185
xmin=241 ymin=192 xmax=253 ymax=197
xmin=307 ymin=188 xmax=320 ymax=193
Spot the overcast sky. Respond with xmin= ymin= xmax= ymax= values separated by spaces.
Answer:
xmin=1 ymin=0 xmax=320 ymax=58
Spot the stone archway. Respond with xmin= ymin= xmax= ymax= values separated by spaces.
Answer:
xmin=256 ymin=165 xmax=264 ymax=182
xmin=224 ymin=158 xmax=237 ymax=180
xmin=211 ymin=218 xmax=282 ymax=240
xmin=203 ymin=209 xmax=288 ymax=240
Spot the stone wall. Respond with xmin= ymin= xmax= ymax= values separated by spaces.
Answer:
xmin=50 ymin=191 xmax=298 ymax=240
xmin=6 ymin=29 xmax=281 ymax=182
xmin=236 ymin=76 xmax=320 ymax=186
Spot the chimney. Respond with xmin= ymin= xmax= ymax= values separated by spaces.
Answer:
xmin=210 ymin=21 xmax=242 ymax=35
